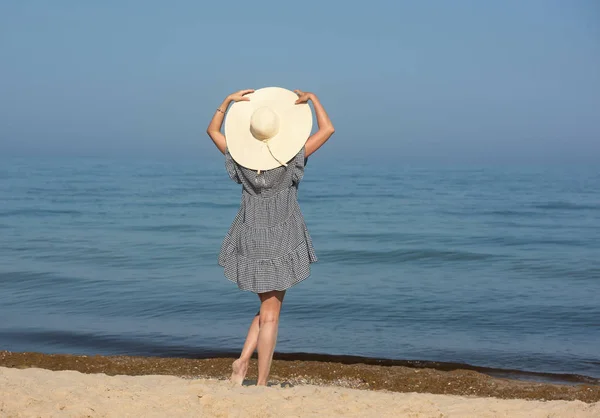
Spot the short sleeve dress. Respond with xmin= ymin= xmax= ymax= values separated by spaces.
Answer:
xmin=218 ymin=147 xmax=318 ymax=293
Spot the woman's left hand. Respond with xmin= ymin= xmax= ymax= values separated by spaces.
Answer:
xmin=228 ymin=89 xmax=255 ymax=103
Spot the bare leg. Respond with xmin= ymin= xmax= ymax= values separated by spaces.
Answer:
xmin=230 ymin=313 xmax=260 ymax=385
xmin=257 ymin=290 xmax=285 ymax=386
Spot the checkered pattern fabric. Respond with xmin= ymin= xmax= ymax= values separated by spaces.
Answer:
xmin=218 ymin=147 xmax=318 ymax=293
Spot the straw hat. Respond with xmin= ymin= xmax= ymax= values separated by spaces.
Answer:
xmin=224 ymin=87 xmax=313 ymax=171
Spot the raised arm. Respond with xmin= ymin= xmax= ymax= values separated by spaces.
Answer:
xmin=206 ymin=89 xmax=254 ymax=154
xmin=295 ymin=90 xmax=335 ymax=158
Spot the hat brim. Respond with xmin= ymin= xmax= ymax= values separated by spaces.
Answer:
xmin=224 ymin=87 xmax=313 ymax=171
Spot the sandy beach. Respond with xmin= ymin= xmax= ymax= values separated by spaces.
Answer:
xmin=1 ymin=352 xmax=599 ymax=417
xmin=1 ymin=366 xmax=599 ymax=418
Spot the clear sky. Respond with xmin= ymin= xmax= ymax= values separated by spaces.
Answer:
xmin=1 ymin=0 xmax=599 ymax=163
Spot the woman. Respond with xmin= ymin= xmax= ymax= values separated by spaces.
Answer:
xmin=206 ymin=87 xmax=334 ymax=386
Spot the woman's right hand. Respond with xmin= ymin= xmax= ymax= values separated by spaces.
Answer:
xmin=228 ymin=89 xmax=254 ymax=102
xmin=294 ymin=90 xmax=314 ymax=104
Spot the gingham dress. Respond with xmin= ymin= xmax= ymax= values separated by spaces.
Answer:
xmin=218 ymin=146 xmax=318 ymax=293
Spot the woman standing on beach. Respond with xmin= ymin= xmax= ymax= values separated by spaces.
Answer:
xmin=206 ymin=87 xmax=335 ymax=386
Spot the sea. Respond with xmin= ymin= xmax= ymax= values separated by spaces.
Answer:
xmin=1 ymin=155 xmax=599 ymax=382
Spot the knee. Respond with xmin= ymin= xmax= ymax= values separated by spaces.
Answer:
xmin=259 ymin=310 xmax=280 ymax=326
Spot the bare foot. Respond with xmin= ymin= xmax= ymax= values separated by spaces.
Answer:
xmin=230 ymin=359 xmax=248 ymax=385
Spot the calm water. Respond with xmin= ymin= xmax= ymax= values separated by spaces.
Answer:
xmin=1 ymin=156 xmax=599 ymax=380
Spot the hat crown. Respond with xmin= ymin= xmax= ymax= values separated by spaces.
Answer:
xmin=250 ymin=107 xmax=279 ymax=141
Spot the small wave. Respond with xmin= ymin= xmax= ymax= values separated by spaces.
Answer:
xmin=483 ymin=210 xmax=539 ymax=217
xmin=0 ymin=271 xmax=81 ymax=287
xmin=471 ymin=235 xmax=588 ymax=248
xmin=0 ymin=329 xmax=228 ymax=358
xmin=338 ymin=231 xmax=423 ymax=243
xmin=320 ymin=248 xmax=494 ymax=265
xmin=533 ymin=201 xmax=600 ymax=211
xmin=0 ymin=208 xmax=82 ymax=217
xmin=199 ymin=201 xmax=240 ymax=210
xmin=124 ymin=224 xmax=205 ymax=233
xmin=302 ymin=192 xmax=356 ymax=202
xmin=506 ymin=263 xmax=600 ymax=280
xmin=143 ymin=201 xmax=238 ymax=210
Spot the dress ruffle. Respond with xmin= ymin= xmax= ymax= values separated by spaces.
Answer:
xmin=220 ymin=240 xmax=317 ymax=293
xmin=220 ymin=208 xmax=304 ymax=259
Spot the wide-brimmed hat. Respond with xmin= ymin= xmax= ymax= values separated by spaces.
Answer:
xmin=224 ymin=87 xmax=313 ymax=171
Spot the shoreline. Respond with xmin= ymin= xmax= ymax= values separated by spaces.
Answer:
xmin=269 ymin=351 xmax=600 ymax=385
xmin=2 ymin=349 xmax=597 ymax=385
xmin=1 ymin=350 xmax=599 ymax=403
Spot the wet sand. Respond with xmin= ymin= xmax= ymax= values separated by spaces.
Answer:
xmin=1 ymin=351 xmax=599 ymax=403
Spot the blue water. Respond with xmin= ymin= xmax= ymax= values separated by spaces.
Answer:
xmin=1 ymin=156 xmax=599 ymax=379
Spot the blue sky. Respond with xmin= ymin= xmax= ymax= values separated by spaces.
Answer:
xmin=1 ymin=0 xmax=598 ymax=163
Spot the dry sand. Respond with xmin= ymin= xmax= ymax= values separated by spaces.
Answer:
xmin=1 ymin=366 xmax=599 ymax=418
